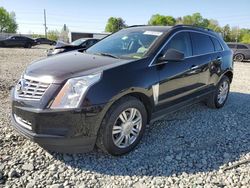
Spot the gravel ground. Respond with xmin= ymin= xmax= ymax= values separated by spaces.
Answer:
xmin=0 ymin=47 xmax=249 ymax=188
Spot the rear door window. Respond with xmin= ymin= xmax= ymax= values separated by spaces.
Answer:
xmin=211 ymin=37 xmax=223 ymax=51
xmin=190 ymin=32 xmax=214 ymax=55
xmin=237 ymin=45 xmax=248 ymax=49
xmin=164 ymin=32 xmax=192 ymax=57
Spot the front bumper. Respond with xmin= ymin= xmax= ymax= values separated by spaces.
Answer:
xmin=11 ymin=90 xmax=108 ymax=153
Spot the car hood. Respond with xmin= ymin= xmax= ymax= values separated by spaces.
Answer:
xmin=25 ymin=51 xmax=132 ymax=83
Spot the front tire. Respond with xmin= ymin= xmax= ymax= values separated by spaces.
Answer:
xmin=206 ymin=76 xmax=230 ymax=109
xmin=96 ymin=96 xmax=147 ymax=156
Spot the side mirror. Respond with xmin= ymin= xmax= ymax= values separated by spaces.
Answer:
xmin=158 ymin=49 xmax=184 ymax=62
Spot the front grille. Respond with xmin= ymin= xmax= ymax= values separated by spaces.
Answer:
xmin=16 ymin=76 xmax=51 ymax=100
xmin=14 ymin=114 xmax=32 ymax=130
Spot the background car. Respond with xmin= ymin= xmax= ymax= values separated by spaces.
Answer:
xmin=227 ymin=42 xmax=250 ymax=62
xmin=35 ymin=38 xmax=56 ymax=45
xmin=47 ymin=38 xmax=100 ymax=56
xmin=0 ymin=36 xmax=36 ymax=48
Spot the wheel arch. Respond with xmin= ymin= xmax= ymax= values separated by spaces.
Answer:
xmin=102 ymin=89 xmax=154 ymax=125
xmin=223 ymin=70 xmax=233 ymax=83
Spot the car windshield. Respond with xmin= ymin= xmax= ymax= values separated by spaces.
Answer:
xmin=86 ymin=29 xmax=163 ymax=59
xmin=71 ymin=38 xmax=86 ymax=46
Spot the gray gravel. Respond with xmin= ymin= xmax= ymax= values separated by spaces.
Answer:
xmin=0 ymin=47 xmax=250 ymax=188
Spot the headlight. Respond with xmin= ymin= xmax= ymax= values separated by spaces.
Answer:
xmin=50 ymin=72 xmax=102 ymax=109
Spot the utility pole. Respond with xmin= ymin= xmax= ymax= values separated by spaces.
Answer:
xmin=44 ymin=9 xmax=47 ymax=38
xmin=236 ymin=25 xmax=239 ymax=43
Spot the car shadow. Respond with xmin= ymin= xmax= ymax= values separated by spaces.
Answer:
xmin=53 ymin=91 xmax=250 ymax=177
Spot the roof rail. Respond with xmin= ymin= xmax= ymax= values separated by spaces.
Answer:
xmin=126 ymin=25 xmax=148 ymax=28
xmin=173 ymin=24 xmax=214 ymax=32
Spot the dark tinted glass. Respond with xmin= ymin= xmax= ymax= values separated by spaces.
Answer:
xmin=228 ymin=44 xmax=236 ymax=48
xmin=164 ymin=32 xmax=192 ymax=57
xmin=237 ymin=45 xmax=248 ymax=49
xmin=211 ymin=37 xmax=223 ymax=51
xmin=191 ymin=32 xmax=214 ymax=55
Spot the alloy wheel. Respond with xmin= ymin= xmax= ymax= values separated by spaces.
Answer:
xmin=112 ymin=108 xmax=142 ymax=148
xmin=217 ymin=80 xmax=229 ymax=104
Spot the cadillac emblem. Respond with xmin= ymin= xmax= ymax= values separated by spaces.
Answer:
xmin=16 ymin=79 xmax=26 ymax=94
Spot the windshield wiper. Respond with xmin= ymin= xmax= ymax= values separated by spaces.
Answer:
xmin=95 ymin=52 xmax=119 ymax=59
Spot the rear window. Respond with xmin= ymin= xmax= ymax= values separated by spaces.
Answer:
xmin=237 ymin=45 xmax=248 ymax=49
xmin=190 ymin=32 xmax=214 ymax=55
xmin=211 ymin=37 xmax=223 ymax=51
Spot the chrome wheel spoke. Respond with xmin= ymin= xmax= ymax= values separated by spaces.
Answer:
xmin=132 ymin=117 xmax=141 ymax=125
xmin=119 ymin=111 xmax=128 ymax=123
xmin=128 ymin=108 xmax=136 ymax=121
xmin=115 ymin=134 xmax=125 ymax=146
xmin=124 ymin=135 xmax=130 ymax=146
xmin=131 ymin=127 xmax=139 ymax=136
xmin=112 ymin=125 xmax=122 ymax=134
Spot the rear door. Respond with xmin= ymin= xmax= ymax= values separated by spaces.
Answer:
xmin=189 ymin=32 xmax=215 ymax=89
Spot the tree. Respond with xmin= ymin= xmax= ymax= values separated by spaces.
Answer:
xmin=148 ymin=14 xmax=176 ymax=26
xmin=241 ymin=33 xmax=250 ymax=43
xmin=182 ymin=13 xmax=209 ymax=27
xmin=222 ymin=25 xmax=231 ymax=42
xmin=0 ymin=7 xmax=18 ymax=33
xmin=47 ymin=30 xmax=59 ymax=41
xmin=105 ymin=17 xmax=126 ymax=33
xmin=207 ymin=19 xmax=222 ymax=33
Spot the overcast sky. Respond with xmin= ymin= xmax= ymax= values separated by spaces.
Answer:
xmin=1 ymin=0 xmax=250 ymax=34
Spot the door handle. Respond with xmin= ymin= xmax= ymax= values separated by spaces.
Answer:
xmin=190 ymin=65 xmax=199 ymax=70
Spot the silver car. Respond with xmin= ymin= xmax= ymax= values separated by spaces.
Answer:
xmin=227 ymin=42 xmax=250 ymax=62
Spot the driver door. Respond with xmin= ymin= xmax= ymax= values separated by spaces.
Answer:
xmin=155 ymin=32 xmax=201 ymax=110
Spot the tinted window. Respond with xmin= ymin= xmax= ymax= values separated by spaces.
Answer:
xmin=237 ymin=45 xmax=248 ymax=49
xmin=211 ymin=37 xmax=223 ymax=51
xmin=228 ymin=44 xmax=236 ymax=48
xmin=164 ymin=32 xmax=192 ymax=57
xmin=190 ymin=32 xmax=214 ymax=55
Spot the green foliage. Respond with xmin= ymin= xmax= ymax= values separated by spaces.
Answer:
xmin=105 ymin=17 xmax=127 ymax=33
xmin=181 ymin=13 xmax=209 ymax=27
xmin=32 ymin=34 xmax=45 ymax=38
xmin=241 ymin=33 xmax=250 ymax=43
xmin=0 ymin=7 xmax=18 ymax=33
xmin=148 ymin=14 xmax=176 ymax=26
xmin=47 ymin=30 xmax=59 ymax=41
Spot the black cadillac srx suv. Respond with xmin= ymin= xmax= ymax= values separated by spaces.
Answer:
xmin=11 ymin=25 xmax=233 ymax=156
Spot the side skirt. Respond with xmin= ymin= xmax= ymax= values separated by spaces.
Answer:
xmin=150 ymin=90 xmax=214 ymax=124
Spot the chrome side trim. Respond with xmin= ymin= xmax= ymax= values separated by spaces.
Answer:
xmin=14 ymin=114 xmax=32 ymax=130
xmin=152 ymin=83 xmax=159 ymax=105
xmin=148 ymin=29 xmax=225 ymax=67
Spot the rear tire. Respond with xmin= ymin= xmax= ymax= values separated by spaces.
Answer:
xmin=96 ymin=96 xmax=147 ymax=156
xmin=234 ymin=54 xmax=244 ymax=62
xmin=206 ymin=76 xmax=230 ymax=109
